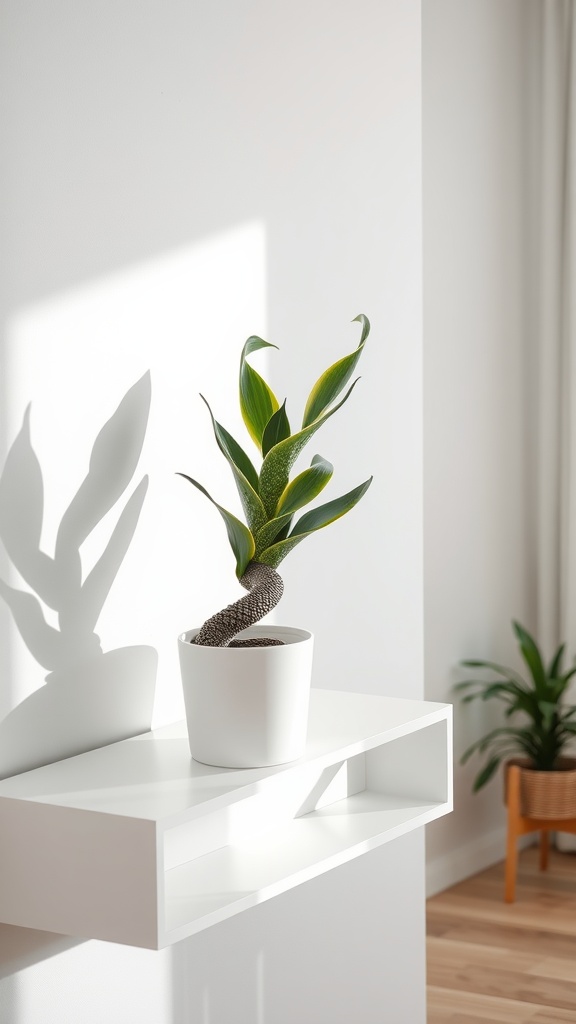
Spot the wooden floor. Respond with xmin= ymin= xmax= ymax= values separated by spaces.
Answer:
xmin=426 ymin=845 xmax=576 ymax=1023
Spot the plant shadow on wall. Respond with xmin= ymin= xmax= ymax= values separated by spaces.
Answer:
xmin=0 ymin=373 xmax=157 ymax=779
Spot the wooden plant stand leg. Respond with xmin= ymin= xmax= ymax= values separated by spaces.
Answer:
xmin=539 ymin=829 xmax=549 ymax=871
xmin=505 ymin=765 xmax=522 ymax=903
xmin=504 ymin=763 xmax=576 ymax=901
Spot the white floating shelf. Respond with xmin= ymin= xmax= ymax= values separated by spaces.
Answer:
xmin=0 ymin=689 xmax=452 ymax=948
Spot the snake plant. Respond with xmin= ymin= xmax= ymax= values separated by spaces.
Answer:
xmin=456 ymin=621 xmax=576 ymax=791
xmin=179 ymin=315 xmax=373 ymax=647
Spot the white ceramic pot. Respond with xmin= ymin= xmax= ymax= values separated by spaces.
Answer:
xmin=178 ymin=625 xmax=314 ymax=768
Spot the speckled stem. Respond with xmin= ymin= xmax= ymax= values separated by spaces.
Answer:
xmin=192 ymin=561 xmax=284 ymax=647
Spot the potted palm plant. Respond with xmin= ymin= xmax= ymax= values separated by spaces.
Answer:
xmin=178 ymin=315 xmax=373 ymax=768
xmin=456 ymin=621 xmax=576 ymax=818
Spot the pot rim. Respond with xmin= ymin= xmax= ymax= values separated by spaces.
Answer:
xmin=179 ymin=624 xmax=313 ymax=648
xmin=506 ymin=755 xmax=576 ymax=774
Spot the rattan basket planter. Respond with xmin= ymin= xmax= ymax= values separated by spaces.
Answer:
xmin=504 ymin=757 xmax=576 ymax=819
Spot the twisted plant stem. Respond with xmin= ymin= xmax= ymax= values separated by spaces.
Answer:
xmin=193 ymin=561 xmax=284 ymax=647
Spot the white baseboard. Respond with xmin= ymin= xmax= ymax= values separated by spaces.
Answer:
xmin=426 ymin=826 xmax=534 ymax=897
xmin=556 ymin=833 xmax=576 ymax=852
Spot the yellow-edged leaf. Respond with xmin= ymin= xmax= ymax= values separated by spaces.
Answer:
xmin=200 ymin=396 xmax=267 ymax=534
xmin=276 ymin=454 xmax=333 ymax=516
xmin=177 ymin=473 xmax=255 ymax=578
xmin=262 ymin=400 xmax=291 ymax=457
xmin=302 ymin=315 xmax=370 ymax=428
xmin=239 ymin=336 xmax=280 ymax=450
xmin=257 ymin=476 xmax=372 ymax=568
xmin=258 ymin=379 xmax=360 ymax=516
xmin=254 ymin=511 xmax=294 ymax=557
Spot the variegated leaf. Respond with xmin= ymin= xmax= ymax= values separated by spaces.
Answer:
xmin=254 ymin=511 xmax=293 ymax=558
xmin=200 ymin=396 xmax=267 ymax=534
xmin=258 ymin=379 xmax=360 ymax=516
xmin=275 ymin=454 xmax=333 ymax=516
xmin=257 ymin=476 xmax=372 ymax=568
xmin=262 ymin=400 xmax=291 ymax=457
xmin=239 ymin=336 xmax=280 ymax=450
xmin=302 ymin=314 xmax=370 ymax=428
xmin=178 ymin=473 xmax=255 ymax=578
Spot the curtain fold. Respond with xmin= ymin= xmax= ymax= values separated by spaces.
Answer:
xmin=533 ymin=0 xmax=576 ymax=850
xmin=534 ymin=0 xmax=576 ymax=654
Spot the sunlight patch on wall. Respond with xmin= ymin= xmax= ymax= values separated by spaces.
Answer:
xmin=4 ymin=222 xmax=267 ymax=724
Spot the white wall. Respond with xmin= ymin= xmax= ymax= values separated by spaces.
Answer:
xmin=0 ymin=2 xmax=426 ymax=1022
xmin=423 ymin=0 xmax=534 ymax=894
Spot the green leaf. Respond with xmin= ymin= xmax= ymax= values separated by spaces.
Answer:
xmin=549 ymin=643 xmax=566 ymax=679
xmin=259 ymin=378 xmax=361 ymax=516
xmin=538 ymin=700 xmax=559 ymax=729
xmin=254 ymin=511 xmax=294 ymax=557
xmin=239 ymin=337 xmax=280 ymax=450
xmin=561 ymin=665 xmax=576 ymax=686
xmin=276 ymin=454 xmax=333 ymax=516
xmin=177 ymin=473 xmax=255 ymax=578
xmin=472 ymin=755 xmax=502 ymax=792
xmin=460 ymin=659 xmax=528 ymax=689
xmin=258 ymin=476 xmax=372 ymax=569
xmin=302 ymin=314 xmax=370 ymax=428
xmin=200 ymin=396 xmax=267 ymax=534
xmin=200 ymin=395 xmax=259 ymax=490
xmin=291 ymin=476 xmax=373 ymax=535
xmin=480 ymin=683 xmax=521 ymax=701
xmin=262 ymin=400 xmax=291 ymax=457
xmin=454 ymin=677 xmax=522 ymax=696
xmin=461 ymin=727 xmax=527 ymax=764
xmin=513 ymin=621 xmax=547 ymax=696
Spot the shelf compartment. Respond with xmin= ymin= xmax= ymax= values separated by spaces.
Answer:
xmin=0 ymin=689 xmax=452 ymax=948
xmin=162 ymin=719 xmax=449 ymax=943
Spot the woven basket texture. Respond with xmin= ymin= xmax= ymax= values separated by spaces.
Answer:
xmin=505 ymin=757 xmax=576 ymax=819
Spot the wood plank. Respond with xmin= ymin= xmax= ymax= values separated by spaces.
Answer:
xmin=427 ymin=959 xmax=576 ymax=1010
xmin=427 ymin=935 xmax=542 ymax=973
xmin=427 ymin=985 xmax=543 ymax=1022
xmin=427 ymin=846 xmax=576 ymax=1021
xmin=527 ymin=957 xmax=576 ymax=983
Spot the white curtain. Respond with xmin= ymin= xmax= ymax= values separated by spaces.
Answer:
xmin=533 ymin=0 xmax=576 ymax=654
xmin=532 ymin=0 xmax=576 ymax=849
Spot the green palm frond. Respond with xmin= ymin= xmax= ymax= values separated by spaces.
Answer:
xmin=456 ymin=621 xmax=576 ymax=790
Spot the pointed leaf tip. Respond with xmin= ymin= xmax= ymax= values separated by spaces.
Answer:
xmin=302 ymin=315 xmax=369 ymax=428
xmin=262 ymin=400 xmax=291 ymax=457
xmin=177 ymin=472 xmax=255 ymax=577
xmin=352 ymin=314 xmax=371 ymax=344
xmin=239 ymin=337 xmax=281 ymax=450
